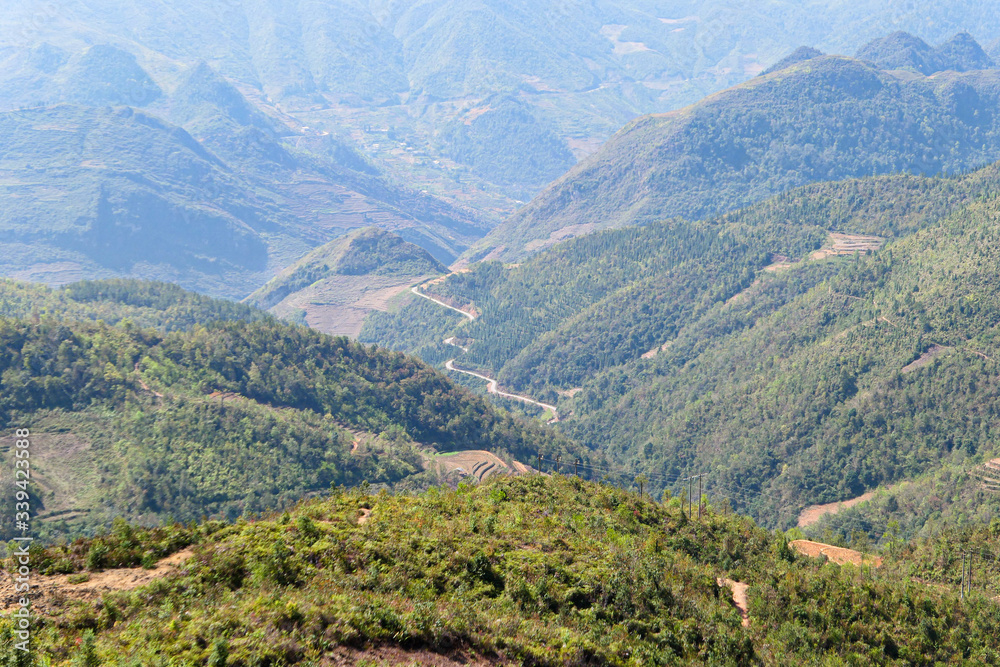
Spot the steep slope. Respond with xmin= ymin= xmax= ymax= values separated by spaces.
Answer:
xmin=0 ymin=80 xmax=485 ymax=297
xmin=9 ymin=476 xmax=1000 ymax=665
xmin=246 ymin=227 xmax=446 ymax=336
xmin=473 ymin=45 xmax=1000 ymax=260
xmin=0 ymin=296 xmax=578 ymax=539
xmin=363 ymin=163 xmax=1000 ymax=534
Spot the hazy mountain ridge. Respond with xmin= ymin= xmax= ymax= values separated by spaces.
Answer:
xmin=0 ymin=58 xmax=486 ymax=297
xmin=474 ymin=39 xmax=1000 ymax=261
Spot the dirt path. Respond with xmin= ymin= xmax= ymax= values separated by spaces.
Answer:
xmin=133 ymin=362 xmax=164 ymax=398
xmin=797 ymin=491 xmax=875 ymax=528
xmin=790 ymin=540 xmax=882 ymax=567
xmin=0 ymin=548 xmax=195 ymax=614
xmin=445 ymin=359 xmax=560 ymax=422
xmin=717 ymin=578 xmax=750 ymax=627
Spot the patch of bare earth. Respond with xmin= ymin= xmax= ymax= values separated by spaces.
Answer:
xmin=0 ymin=548 xmax=195 ymax=614
xmin=717 ymin=578 xmax=750 ymax=627
xmin=790 ymin=540 xmax=882 ymax=567
xmin=556 ymin=387 xmax=582 ymax=398
xmin=810 ymin=233 xmax=883 ymax=260
xmin=522 ymin=223 xmax=599 ymax=254
xmin=432 ymin=450 xmax=512 ymax=482
xmin=797 ymin=491 xmax=876 ymax=528
xmin=974 ymin=458 xmax=1000 ymax=493
xmin=324 ymin=644 xmax=506 ymax=666
xmin=901 ymin=345 xmax=951 ymax=373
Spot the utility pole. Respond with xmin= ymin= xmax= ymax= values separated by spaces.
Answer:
xmin=555 ymin=455 xmax=561 ymax=475
xmin=698 ymin=475 xmax=703 ymax=521
xmin=537 ymin=452 xmax=542 ymax=473
xmin=969 ymin=553 xmax=976 ymax=593
xmin=575 ymin=459 xmax=579 ymax=476
xmin=961 ymin=553 xmax=967 ymax=599
xmin=688 ymin=476 xmax=694 ymax=521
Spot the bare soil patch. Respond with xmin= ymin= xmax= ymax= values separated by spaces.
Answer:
xmin=717 ymin=578 xmax=750 ymax=627
xmin=902 ymin=345 xmax=950 ymax=374
xmin=790 ymin=540 xmax=882 ymax=567
xmin=797 ymin=491 xmax=875 ymax=528
xmin=0 ymin=548 xmax=195 ymax=614
xmin=810 ymin=233 xmax=883 ymax=260
xmin=433 ymin=450 xmax=511 ymax=482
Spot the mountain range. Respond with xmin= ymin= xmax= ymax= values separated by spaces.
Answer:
xmin=473 ymin=33 xmax=1000 ymax=260
xmin=0 ymin=53 xmax=485 ymax=298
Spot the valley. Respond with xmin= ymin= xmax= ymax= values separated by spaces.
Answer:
xmin=1 ymin=6 xmax=1000 ymax=664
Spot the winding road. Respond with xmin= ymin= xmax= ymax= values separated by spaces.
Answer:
xmin=410 ymin=286 xmax=475 ymax=320
xmin=412 ymin=284 xmax=560 ymax=422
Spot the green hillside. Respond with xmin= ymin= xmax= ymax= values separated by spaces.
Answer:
xmin=474 ymin=47 xmax=1000 ymax=260
xmin=856 ymin=31 xmax=995 ymax=74
xmin=7 ymin=475 xmax=1000 ymax=665
xmin=246 ymin=227 xmax=447 ymax=336
xmin=362 ymin=163 xmax=1000 ymax=538
xmin=0 ymin=278 xmax=271 ymax=332
xmin=0 ymin=281 xmax=577 ymax=539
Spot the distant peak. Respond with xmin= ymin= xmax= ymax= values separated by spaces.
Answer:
xmin=856 ymin=30 xmax=994 ymax=75
xmin=760 ymin=46 xmax=825 ymax=76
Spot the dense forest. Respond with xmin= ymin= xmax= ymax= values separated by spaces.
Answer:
xmin=363 ymin=163 xmax=1000 ymax=539
xmin=0 ymin=280 xmax=581 ymax=538
xmin=5 ymin=475 xmax=999 ymax=665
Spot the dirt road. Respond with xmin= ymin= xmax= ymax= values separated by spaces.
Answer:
xmin=411 ymin=286 xmax=475 ymax=320
xmin=445 ymin=359 xmax=560 ymax=422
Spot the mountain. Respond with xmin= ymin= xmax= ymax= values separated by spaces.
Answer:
xmin=760 ymin=46 xmax=825 ymax=75
xmin=8 ymin=475 xmax=1000 ymax=664
xmin=855 ymin=31 xmax=995 ymax=74
xmin=437 ymin=95 xmax=577 ymax=198
xmin=473 ymin=43 xmax=1000 ymax=261
xmin=246 ymin=227 xmax=446 ymax=336
xmin=0 ymin=280 xmax=577 ymax=539
xmin=0 ymin=68 xmax=486 ymax=297
xmin=3 ymin=2 xmax=999 ymax=208
xmin=362 ymin=162 xmax=1000 ymax=537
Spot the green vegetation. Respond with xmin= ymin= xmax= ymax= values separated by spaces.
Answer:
xmin=856 ymin=31 xmax=994 ymax=75
xmin=475 ymin=49 xmax=1000 ymax=261
xmin=0 ymin=280 xmax=579 ymax=537
xmin=364 ymin=162 xmax=1000 ymax=539
xmin=7 ymin=475 xmax=1000 ymax=665
xmin=247 ymin=227 xmax=446 ymax=312
xmin=0 ymin=279 xmax=271 ymax=332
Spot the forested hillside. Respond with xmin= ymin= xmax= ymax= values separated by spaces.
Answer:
xmin=363 ymin=163 xmax=1000 ymax=538
xmin=474 ymin=42 xmax=1000 ymax=260
xmin=246 ymin=227 xmax=446 ymax=336
xmin=0 ymin=281 xmax=578 ymax=539
xmin=6 ymin=475 xmax=999 ymax=665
